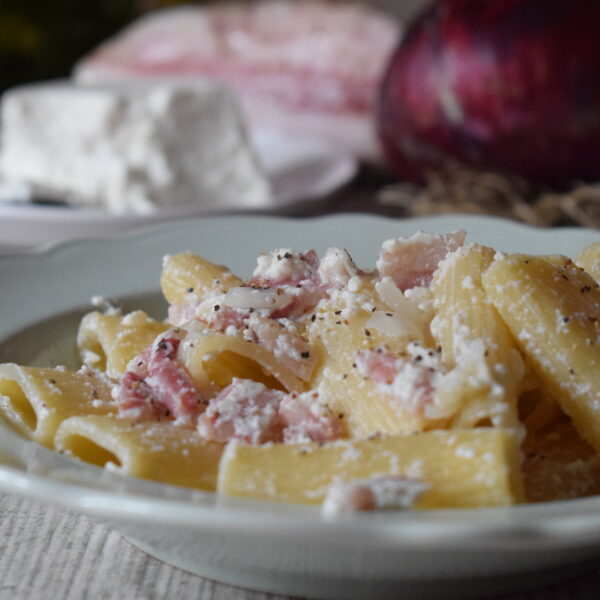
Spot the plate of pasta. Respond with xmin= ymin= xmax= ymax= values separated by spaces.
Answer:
xmin=1 ymin=213 xmax=600 ymax=600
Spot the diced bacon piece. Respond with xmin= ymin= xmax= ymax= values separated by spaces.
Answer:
xmin=170 ymin=246 xmax=356 ymax=355
xmin=197 ymin=378 xmax=341 ymax=445
xmin=167 ymin=302 xmax=201 ymax=326
xmin=355 ymin=344 xmax=441 ymax=416
xmin=321 ymin=476 xmax=429 ymax=516
xmin=208 ymin=305 xmax=248 ymax=332
xmin=127 ymin=345 xmax=152 ymax=378
xmin=318 ymin=247 xmax=359 ymax=289
xmin=197 ymin=378 xmax=285 ymax=444
xmin=116 ymin=371 xmax=168 ymax=420
xmin=279 ymin=391 xmax=343 ymax=443
xmin=145 ymin=334 xmax=203 ymax=424
xmin=244 ymin=314 xmax=317 ymax=381
xmin=116 ymin=329 xmax=203 ymax=424
xmin=376 ymin=231 xmax=466 ymax=292
xmin=191 ymin=250 xmax=327 ymax=321
xmin=355 ymin=348 xmax=399 ymax=385
xmin=74 ymin=2 xmax=400 ymax=159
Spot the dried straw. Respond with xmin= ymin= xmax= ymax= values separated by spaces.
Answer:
xmin=378 ymin=163 xmax=600 ymax=228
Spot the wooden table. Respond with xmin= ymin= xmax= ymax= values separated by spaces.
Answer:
xmin=2 ymin=490 xmax=600 ymax=599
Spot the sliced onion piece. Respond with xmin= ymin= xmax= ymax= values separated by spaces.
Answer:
xmin=374 ymin=277 xmax=424 ymax=340
xmin=366 ymin=310 xmax=416 ymax=339
xmin=223 ymin=287 xmax=291 ymax=311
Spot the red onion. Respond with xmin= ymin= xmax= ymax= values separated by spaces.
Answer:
xmin=378 ymin=0 xmax=600 ymax=184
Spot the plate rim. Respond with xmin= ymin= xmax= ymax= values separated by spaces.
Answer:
xmin=2 ymin=211 xmax=599 ymax=256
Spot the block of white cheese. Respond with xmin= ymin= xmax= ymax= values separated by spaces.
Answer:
xmin=0 ymin=80 xmax=272 ymax=214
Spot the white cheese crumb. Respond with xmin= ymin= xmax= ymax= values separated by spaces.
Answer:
xmin=461 ymin=275 xmax=474 ymax=289
xmin=91 ymin=295 xmax=120 ymax=315
xmin=321 ymin=476 xmax=429 ymax=517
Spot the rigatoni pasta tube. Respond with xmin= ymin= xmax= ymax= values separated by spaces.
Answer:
xmin=77 ymin=310 xmax=169 ymax=378
xmin=161 ymin=252 xmax=242 ymax=306
xmin=483 ymin=255 xmax=600 ymax=453
xmin=307 ymin=280 xmax=432 ymax=437
xmin=179 ymin=331 xmax=307 ymax=397
xmin=430 ymin=245 xmax=523 ymax=429
xmin=218 ymin=428 xmax=524 ymax=508
xmin=55 ymin=415 xmax=223 ymax=491
xmin=0 ymin=364 xmax=115 ymax=448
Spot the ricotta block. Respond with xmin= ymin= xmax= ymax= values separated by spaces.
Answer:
xmin=0 ymin=80 xmax=272 ymax=214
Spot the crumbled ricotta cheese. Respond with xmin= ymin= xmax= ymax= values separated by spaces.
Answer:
xmin=253 ymin=249 xmax=312 ymax=282
xmin=0 ymin=80 xmax=271 ymax=214
xmin=321 ymin=475 xmax=429 ymax=516
xmin=318 ymin=247 xmax=358 ymax=289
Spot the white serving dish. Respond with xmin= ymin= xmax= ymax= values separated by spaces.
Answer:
xmin=1 ymin=214 xmax=600 ymax=600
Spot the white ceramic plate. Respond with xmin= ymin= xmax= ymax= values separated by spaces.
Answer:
xmin=1 ymin=214 xmax=600 ymax=600
xmin=0 ymin=129 xmax=356 ymax=248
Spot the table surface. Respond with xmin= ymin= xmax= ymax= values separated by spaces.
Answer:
xmin=1 ymin=491 xmax=599 ymax=600
xmin=0 ymin=494 xmax=600 ymax=600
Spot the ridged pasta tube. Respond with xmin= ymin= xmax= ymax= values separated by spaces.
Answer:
xmin=218 ymin=428 xmax=524 ymax=508
xmin=430 ymin=245 xmax=523 ymax=428
xmin=179 ymin=331 xmax=307 ymax=398
xmin=56 ymin=415 xmax=223 ymax=491
xmin=161 ymin=252 xmax=242 ymax=306
xmin=77 ymin=310 xmax=169 ymax=378
xmin=483 ymin=254 xmax=600 ymax=453
xmin=0 ymin=364 xmax=115 ymax=447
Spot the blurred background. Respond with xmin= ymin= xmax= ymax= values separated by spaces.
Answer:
xmin=2 ymin=0 xmax=600 ymax=230
xmin=0 ymin=0 xmax=426 ymax=92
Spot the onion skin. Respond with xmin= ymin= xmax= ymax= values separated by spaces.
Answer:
xmin=378 ymin=0 xmax=600 ymax=184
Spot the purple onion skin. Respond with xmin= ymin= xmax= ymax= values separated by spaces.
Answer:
xmin=378 ymin=0 xmax=600 ymax=184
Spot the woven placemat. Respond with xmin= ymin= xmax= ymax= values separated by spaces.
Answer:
xmin=378 ymin=164 xmax=600 ymax=228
